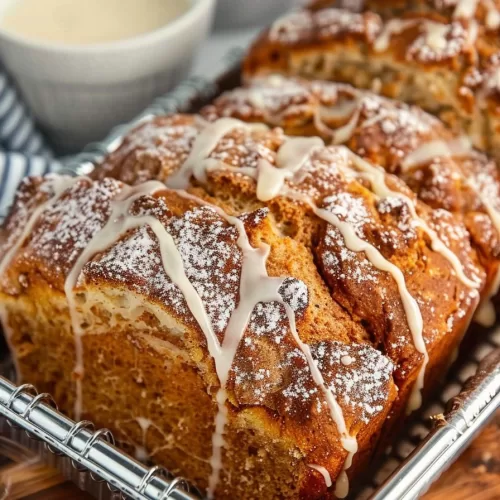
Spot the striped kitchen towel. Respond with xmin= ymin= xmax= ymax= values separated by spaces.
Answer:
xmin=0 ymin=64 xmax=60 ymax=217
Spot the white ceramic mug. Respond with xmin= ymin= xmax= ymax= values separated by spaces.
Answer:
xmin=0 ymin=0 xmax=216 ymax=153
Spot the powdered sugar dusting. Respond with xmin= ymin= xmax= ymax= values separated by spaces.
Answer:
xmin=281 ymin=347 xmax=320 ymax=412
xmin=247 ymin=278 xmax=308 ymax=345
xmin=315 ymin=8 xmax=382 ymax=41
xmin=269 ymin=8 xmax=382 ymax=44
xmin=338 ymin=0 xmax=500 ymax=30
xmin=406 ymin=21 xmax=473 ymax=64
xmin=22 ymin=177 xmax=122 ymax=278
xmin=98 ymin=116 xmax=202 ymax=185
xmin=323 ymin=193 xmax=371 ymax=239
xmin=0 ymin=177 xmax=48 ymax=259
xmin=118 ymin=120 xmax=200 ymax=163
xmin=313 ymin=341 xmax=393 ymax=424
xmin=319 ymin=193 xmax=382 ymax=285
xmin=429 ymin=208 xmax=484 ymax=285
xmin=203 ymin=78 xmax=315 ymax=125
xmin=168 ymin=207 xmax=242 ymax=335
xmin=232 ymin=331 xmax=393 ymax=425
xmin=269 ymin=10 xmax=314 ymax=43
xmin=210 ymin=127 xmax=279 ymax=171
xmin=279 ymin=277 xmax=309 ymax=314
xmin=86 ymin=202 xmax=242 ymax=333
xmin=91 ymin=107 xmax=488 ymax=419
xmin=203 ymin=76 xmax=444 ymax=172
xmin=87 ymin=224 xmax=190 ymax=317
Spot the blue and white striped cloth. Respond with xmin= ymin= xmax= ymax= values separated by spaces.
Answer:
xmin=0 ymin=64 xmax=60 ymax=216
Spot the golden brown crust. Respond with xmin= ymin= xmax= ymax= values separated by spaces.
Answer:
xmin=0 ymin=114 xmax=485 ymax=498
xmin=89 ymin=117 xmax=484 ymax=495
xmin=243 ymin=5 xmax=500 ymax=162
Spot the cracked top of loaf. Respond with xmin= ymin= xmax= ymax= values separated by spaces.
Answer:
xmin=93 ymin=114 xmax=482 ymax=390
xmin=200 ymin=75 xmax=500 ymax=286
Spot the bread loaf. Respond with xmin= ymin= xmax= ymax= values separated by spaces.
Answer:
xmin=0 ymin=114 xmax=482 ymax=498
xmin=0 ymin=173 xmax=402 ymax=499
xmin=243 ymin=3 xmax=500 ymax=167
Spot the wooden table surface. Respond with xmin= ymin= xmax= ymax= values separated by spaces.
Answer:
xmin=0 ymin=411 xmax=497 ymax=499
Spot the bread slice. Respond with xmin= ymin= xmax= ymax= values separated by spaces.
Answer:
xmin=200 ymin=75 xmax=500 ymax=325
xmin=243 ymin=5 xmax=500 ymax=167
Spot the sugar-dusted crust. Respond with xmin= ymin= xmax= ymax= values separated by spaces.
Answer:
xmin=243 ymin=5 xmax=500 ymax=164
xmin=200 ymin=76 xmax=500 ymax=313
xmin=94 ymin=115 xmax=481 ymax=413
xmin=0 ymin=175 xmax=398 ymax=499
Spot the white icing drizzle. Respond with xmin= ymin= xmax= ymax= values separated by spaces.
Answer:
xmin=485 ymin=0 xmax=500 ymax=29
xmin=256 ymin=136 xmax=323 ymax=201
xmin=211 ymin=83 xmax=482 ymax=288
xmin=170 ymin=128 xmax=361 ymax=496
xmin=326 ymin=105 xmax=362 ymax=145
xmin=0 ymin=175 xmax=78 ymax=394
xmin=453 ymin=0 xmax=500 ymax=29
xmin=168 ymin=118 xmax=266 ymax=189
xmin=176 ymin=119 xmax=439 ymax=418
xmin=318 ymin=99 xmax=359 ymax=122
xmin=341 ymin=355 xmax=354 ymax=366
xmin=64 ymin=180 xmax=221 ymax=421
xmin=134 ymin=417 xmax=152 ymax=461
xmin=399 ymin=136 xmax=500 ymax=324
xmin=401 ymin=136 xmax=473 ymax=170
xmin=171 ymin=120 xmax=437 ymax=494
xmin=425 ymin=22 xmax=450 ymax=51
xmin=169 ymin=115 xmax=324 ymax=202
xmin=468 ymin=181 xmax=500 ymax=325
xmin=373 ymin=19 xmax=419 ymax=52
xmin=285 ymin=187 xmax=428 ymax=414
xmin=466 ymin=178 xmax=500 ymax=234
xmin=207 ymin=388 xmax=228 ymax=498
xmin=347 ymin=151 xmax=479 ymax=289
xmin=177 ymin=190 xmax=355 ymax=499
xmin=241 ymin=163 xmax=429 ymax=414
xmin=308 ymin=464 xmax=333 ymax=488
xmin=454 ymin=0 xmax=479 ymax=19
xmin=284 ymin=298 xmax=358 ymax=499
xmin=1 ymin=167 xmax=353 ymax=497
xmin=0 ymin=176 xmax=78 ymax=279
